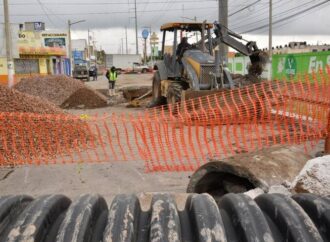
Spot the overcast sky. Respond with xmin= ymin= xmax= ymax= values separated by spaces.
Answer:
xmin=1 ymin=0 xmax=330 ymax=53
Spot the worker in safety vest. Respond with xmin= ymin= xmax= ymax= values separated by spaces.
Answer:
xmin=106 ymin=66 xmax=118 ymax=96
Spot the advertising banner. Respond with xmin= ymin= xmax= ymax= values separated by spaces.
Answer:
xmin=228 ymin=51 xmax=330 ymax=80
xmin=272 ymin=51 xmax=330 ymax=79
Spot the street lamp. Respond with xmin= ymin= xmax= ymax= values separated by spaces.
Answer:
xmin=68 ymin=19 xmax=86 ymax=76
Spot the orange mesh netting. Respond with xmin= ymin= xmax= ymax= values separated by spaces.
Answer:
xmin=0 ymin=71 xmax=329 ymax=172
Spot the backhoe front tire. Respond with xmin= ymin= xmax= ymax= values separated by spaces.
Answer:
xmin=147 ymin=71 xmax=166 ymax=108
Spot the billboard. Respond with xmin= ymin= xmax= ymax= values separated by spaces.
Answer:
xmin=228 ymin=51 xmax=330 ymax=80
xmin=17 ymin=31 xmax=68 ymax=56
xmin=73 ymin=50 xmax=86 ymax=65
xmin=272 ymin=51 xmax=330 ymax=79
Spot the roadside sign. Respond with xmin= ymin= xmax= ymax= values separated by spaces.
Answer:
xmin=142 ymin=29 xmax=149 ymax=39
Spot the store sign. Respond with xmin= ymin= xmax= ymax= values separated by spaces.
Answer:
xmin=41 ymin=33 xmax=67 ymax=37
xmin=17 ymin=31 xmax=68 ymax=56
xmin=44 ymin=38 xmax=66 ymax=48
xmin=19 ymin=46 xmax=66 ymax=56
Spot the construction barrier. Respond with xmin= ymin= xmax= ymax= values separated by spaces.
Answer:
xmin=0 ymin=71 xmax=329 ymax=172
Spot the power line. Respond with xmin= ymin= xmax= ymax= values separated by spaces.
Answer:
xmin=259 ymin=1 xmax=330 ymax=34
xmin=230 ymin=0 xmax=286 ymax=29
xmin=231 ymin=0 xmax=316 ymax=31
xmin=35 ymin=0 xmax=57 ymax=27
xmin=229 ymin=0 xmax=261 ymax=17
xmin=0 ymin=6 xmax=218 ymax=17
xmin=241 ymin=0 xmax=330 ymax=34
xmin=6 ymin=0 xmax=217 ymax=6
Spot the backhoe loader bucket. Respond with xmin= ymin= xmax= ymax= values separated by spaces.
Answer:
xmin=249 ymin=50 xmax=269 ymax=76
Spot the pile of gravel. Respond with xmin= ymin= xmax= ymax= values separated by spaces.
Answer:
xmin=0 ymin=84 xmax=90 ymax=166
xmin=0 ymin=85 xmax=64 ymax=114
xmin=14 ymin=75 xmax=108 ymax=109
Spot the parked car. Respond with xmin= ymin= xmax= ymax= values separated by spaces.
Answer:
xmin=73 ymin=65 xmax=90 ymax=81
xmin=132 ymin=62 xmax=150 ymax=73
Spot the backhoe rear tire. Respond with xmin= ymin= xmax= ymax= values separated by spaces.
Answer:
xmin=166 ymin=82 xmax=183 ymax=107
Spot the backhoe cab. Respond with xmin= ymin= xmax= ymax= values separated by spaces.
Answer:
xmin=149 ymin=21 xmax=267 ymax=108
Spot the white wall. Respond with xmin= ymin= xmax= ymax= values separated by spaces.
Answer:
xmin=0 ymin=23 xmax=19 ymax=58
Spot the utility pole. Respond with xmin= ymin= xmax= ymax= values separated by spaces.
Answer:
xmin=125 ymin=26 xmax=128 ymax=54
xmin=268 ymin=0 xmax=273 ymax=80
xmin=68 ymin=20 xmax=72 ymax=76
xmin=218 ymin=0 xmax=228 ymax=64
xmin=87 ymin=29 xmax=90 ymax=60
xmin=121 ymin=38 xmax=124 ymax=54
xmin=68 ymin=19 xmax=85 ymax=76
xmin=3 ymin=0 xmax=14 ymax=87
xmin=134 ymin=0 xmax=139 ymax=54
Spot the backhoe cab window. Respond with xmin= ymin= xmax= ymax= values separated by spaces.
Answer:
xmin=163 ymin=31 xmax=198 ymax=56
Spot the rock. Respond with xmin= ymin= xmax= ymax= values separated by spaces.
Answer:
xmin=268 ymin=185 xmax=291 ymax=196
xmin=244 ymin=188 xmax=264 ymax=199
xmin=291 ymin=155 xmax=330 ymax=195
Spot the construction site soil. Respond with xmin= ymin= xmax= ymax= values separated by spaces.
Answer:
xmin=0 ymin=84 xmax=64 ymax=114
xmin=14 ymin=75 xmax=108 ymax=109
xmin=0 ymin=84 xmax=90 ymax=166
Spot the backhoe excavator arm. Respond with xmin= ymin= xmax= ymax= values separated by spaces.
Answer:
xmin=213 ymin=22 xmax=268 ymax=76
xmin=213 ymin=22 xmax=259 ymax=56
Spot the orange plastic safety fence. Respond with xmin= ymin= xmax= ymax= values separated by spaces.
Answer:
xmin=0 ymin=72 xmax=329 ymax=172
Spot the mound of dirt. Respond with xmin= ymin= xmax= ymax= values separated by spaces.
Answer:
xmin=0 ymin=85 xmax=64 ymax=114
xmin=0 ymin=84 xmax=90 ymax=166
xmin=14 ymin=75 xmax=108 ymax=109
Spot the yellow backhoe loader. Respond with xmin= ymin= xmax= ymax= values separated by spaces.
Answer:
xmin=148 ymin=21 xmax=268 ymax=107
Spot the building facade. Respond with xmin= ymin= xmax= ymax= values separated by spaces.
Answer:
xmin=0 ymin=22 xmax=70 ymax=85
xmin=17 ymin=30 xmax=70 ymax=76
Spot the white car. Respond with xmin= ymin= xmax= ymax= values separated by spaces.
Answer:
xmin=132 ymin=63 xmax=150 ymax=73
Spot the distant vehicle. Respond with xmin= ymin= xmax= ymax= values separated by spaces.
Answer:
xmin=105 ymin=54 xmax=141 ymax=71
xmin=73 ymin=65 xmax=90 ymax=81
xmin=89 ymin=66 xmax=98 ymax=77
xmin=132 ymin=62 xmax=150 ymax=73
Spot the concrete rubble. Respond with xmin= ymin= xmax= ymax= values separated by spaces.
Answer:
xmin=291 ymin=155 xmax=330 ymax=196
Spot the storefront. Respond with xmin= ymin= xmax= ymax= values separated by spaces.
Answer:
xmin=17 ymin=31 xmax=70 ymax=77
xmin=17 ymin=46 xmax=69 ymax=76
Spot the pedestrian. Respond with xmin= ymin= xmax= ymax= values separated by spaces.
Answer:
xmin=106 ymin=66 xmax=118 ymax=96
xmin=93 ymin=66 xmax=98 ymax=81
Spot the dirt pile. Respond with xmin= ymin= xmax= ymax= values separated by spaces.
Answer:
xmin=291 ymin=155 xmax=330 ymax=195
xmin=14 ymin=75 xmax=108 ymax=109
xmin=0 ymin=85 xmax=64 ymax=114
xmin=0 ymin=85 xmax=90 ymax=166
xmin=231 ymin=73 xmax=263 ymax=87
